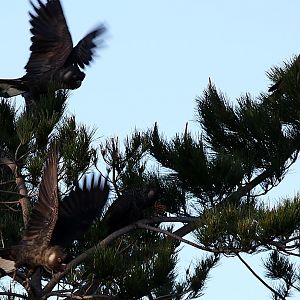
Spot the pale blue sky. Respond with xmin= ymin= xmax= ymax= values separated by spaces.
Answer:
xmin=1 ymin=1 xmax=300 ymax=299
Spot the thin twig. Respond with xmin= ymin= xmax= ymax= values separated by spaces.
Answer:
xmin=136 ymin=223 xmax=213 ymax=252
xmin=0 ymin=292 xmax=27 ymax=299
xmin=0 ymin=190 xmax=25 ymax=197
xmin=236 ymin=253 xmax=285 ymax=300
xmin=49 ymin=291 xmax=114 ymax=299
xmin=280 ymin=250 xmax=300 ymax=258
xmin=0 ymin=200 xmax=20 ymax=205
xmin=3 ymin=204 xmax=20 ymax=212
xmin=0 ymin=180 xmax=15 ymax=186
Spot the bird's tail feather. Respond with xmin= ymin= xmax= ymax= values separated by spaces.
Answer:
xmin=0 ymin=78 xmax=26 ymax=98
xmin=0 ymin=257 xmax=15 ymax=274
xmin=0 ymin=247 xmax=15 ymax=274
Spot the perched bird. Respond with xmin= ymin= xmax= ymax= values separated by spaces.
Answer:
xmin=0 ymin=0 xmax=106 ymax=105
xmin=0 ymin=145 xmax=109 ymax=273
xmin=103 ymin=185 xmax=162 ymax=235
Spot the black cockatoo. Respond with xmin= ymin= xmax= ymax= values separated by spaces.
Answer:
xmin=0 ymin=0 xmax=106 ymax=104
xmin=0 ymin=145 xmax=110 ymax=273
xmin=103 ymin=185 xmax=162 ymax=235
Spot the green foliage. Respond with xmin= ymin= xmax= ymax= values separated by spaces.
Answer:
xmin=83 ymin=232 xmax=179 ymax=299
xmin=148 ymin=122 xmax=247 ymax=207
xmin=3 ymin=51 xmax=300 ymax=300
xmin=198 ymin=85 xmax=296 ymax=181
xmin=194 ymin=202 xmax=262 ymax=251
xmin=194 ymin=196 xmax=300 ymax=254
xmin=149 ymin=123 xmax=209 ymax=191
xmin=15 ymin=112 xmax=35 ymax=146
xmin=0 ymin=101 xmax=19 ymax=151
xmin=260 ymin=196 xmax=300 ymax=239
xmin=0 ymin=209 xmax=23 ymax=247
xmin=15 ymin=89 xmax=67 ymax=152
xmin=0 ymin=165 xmax=22 ymax=247
xmin=58 ymin=115 xmax=97 ymax=185
xmin=186 ymin=254 xmax=219 ymax=298
xmin=101 ymin=131 xmax=151 ymax=191
xmin=158 ymin=177 xmax=186 ymax=214
xmin=26 ymin=154 xmax=44 ymax=187
xmin=264 ymin=251 xmax=298 ymax=299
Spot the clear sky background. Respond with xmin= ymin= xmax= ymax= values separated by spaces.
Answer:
xmin=1 ymin=1 xmax=300 ymax=299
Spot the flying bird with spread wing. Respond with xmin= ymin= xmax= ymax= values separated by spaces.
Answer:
xmin=0 ymin=145 xmax=110 ymax=274
xmin=0 ymin=0 xmax=106 ymax=104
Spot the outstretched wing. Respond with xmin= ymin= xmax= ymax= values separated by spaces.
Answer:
xmin=51 ymin=174 xmax=110 ymax=247
xmin=21 ymin=144 xmax=59 ymax=246
xmin=65 ymin=25 xmax=106 ymax=69
xmin=25 ymin=0 xmax=73 ymax=77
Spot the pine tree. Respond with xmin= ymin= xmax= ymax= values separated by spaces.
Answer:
xmin=0 ymin=89 xmax=206 ymax=300
xmin=1 ymin=55 xmax=300 ymax=300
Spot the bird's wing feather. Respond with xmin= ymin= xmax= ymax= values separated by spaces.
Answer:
xmin=25 ymin=0 xmax=73 ymax=77
xmin=65 ymin=26 xmax=106 ymax=69
xmin=50 ymin=175 xmax=109 ymax=247
xmin=21 ymin=144 xmax=59 ymax=246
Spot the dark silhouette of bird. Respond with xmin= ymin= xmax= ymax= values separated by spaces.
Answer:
xmin=0 ymin=145 xmax=110 ymax=273
xmin=103 ymin=185 xmax=162 ymax=235
xmin=0 ymin=0 xmax=106 ymax=105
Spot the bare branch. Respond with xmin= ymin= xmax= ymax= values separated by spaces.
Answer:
xmin=0 ymin=189 xmax=25 ymax=197
xmin=136 ymin=223 xmax=213 ymax=252
xmin=0 ymin=180 xmax=15 ymax=186
xmin=49 ymin=291 xmax=114 ymax=299
xmin=0 ymin=292 xmax=27 ymax=299
xmin=236 ymin=253 xmax=285 ymax=300
xmin=0 ymin=157 xmax=30 ymax=227
xmin=0 ymin=200 xmax=20 ymax=205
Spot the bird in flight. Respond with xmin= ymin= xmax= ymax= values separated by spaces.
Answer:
xmin=0 ymin=0 xmax=106 ymax=104
xmin=0 ymin=144 xmax=110 ymax=274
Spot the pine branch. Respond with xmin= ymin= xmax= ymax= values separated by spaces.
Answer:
xmin=42 ymin=216 xmax=196 ymax=298
xmin=228 ymin=168 xmax=274 ymax=203
xmin=42 ymin=223 xmax=138 ymax=298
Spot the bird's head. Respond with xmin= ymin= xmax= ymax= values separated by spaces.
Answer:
xmin=45 ymin=246 xmax=66 ymax=272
